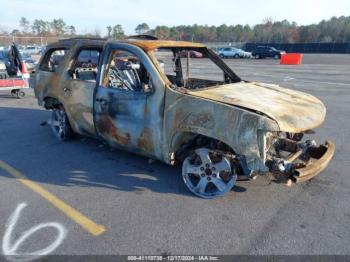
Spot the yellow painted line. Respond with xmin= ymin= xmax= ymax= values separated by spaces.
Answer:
xmin=0 ymin=160 xmax=106 ymax=236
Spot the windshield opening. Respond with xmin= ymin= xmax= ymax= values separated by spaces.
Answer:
xmin=153 ymin=47 xmax=240 ymax=90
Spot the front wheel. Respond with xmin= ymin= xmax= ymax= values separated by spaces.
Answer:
xmin=182 ymin=148 xmax=237 ymax=198
xmin=219 ymin=54 xmax=225 ymax=59
xmin=50 ymin=106 xmax=73 ymax=141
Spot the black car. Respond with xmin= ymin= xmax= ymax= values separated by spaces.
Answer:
xmin=251 ymin=46 xmax=285 ymax=59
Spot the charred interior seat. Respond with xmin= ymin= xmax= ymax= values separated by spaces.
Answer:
xmin=114 ymin=59 xmax=141 ymax=91
xmin=75 ymin=68 xmax=97 ymax=82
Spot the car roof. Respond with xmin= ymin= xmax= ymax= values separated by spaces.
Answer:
xmin=46 ymin=37 xmax=106 ymax=49
xmin=117 ymin=40 xmax=205 ymax=52
xmin=46 ymin=38 xmax=206 ymax=52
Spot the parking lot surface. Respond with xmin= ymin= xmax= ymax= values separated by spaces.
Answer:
xmin=0 ymin=54 xmax=349 ymax=258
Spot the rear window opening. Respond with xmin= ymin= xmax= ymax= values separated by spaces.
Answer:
xmin=153 ymin=47 xmax=240 ymax=90
xmin=70 ymin=48 xmax=102 ymax=82
xmin=39 ymin=48 xmax=70 ymax=72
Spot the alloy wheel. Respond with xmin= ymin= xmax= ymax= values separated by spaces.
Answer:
xmin=182 ymin=148 xmax=237 ymax=198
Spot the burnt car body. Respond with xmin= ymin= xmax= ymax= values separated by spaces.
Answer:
xmin=34 ymin=38 xmax=335 ymax=198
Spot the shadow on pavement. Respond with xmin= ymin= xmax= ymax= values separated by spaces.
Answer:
xmin=0 ymin=107 xmax=246 ymax=198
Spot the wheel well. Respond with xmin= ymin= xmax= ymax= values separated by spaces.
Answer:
xmin=43 ymin=97 xmax=62 ymax=109
xmin=173 ymin=132 xmax=235 ymax=163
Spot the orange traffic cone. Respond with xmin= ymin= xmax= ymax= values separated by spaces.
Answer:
xmin=21 ymin=61 xmax=30 ymax=79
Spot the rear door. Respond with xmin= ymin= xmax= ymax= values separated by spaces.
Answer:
xmin=60 ymin=46 xmax=102 ymax=136
xmin=93 ymin=43 xmax=165 ymax=159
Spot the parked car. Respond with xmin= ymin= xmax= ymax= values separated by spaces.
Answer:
xmin=237 ymin=48 xmax=252 ymax=58
xmin=21 ymin=53 xmax=37 ymax=73
xmin=218 ymin=47 xmax=243 ymax=58
xmin=252 ymin=46 xmax=285 ymax=59
xmin=34 ymin=38 xmax=334 ymax=199
xmin=0 ymin=60 xmax=8 ymax=79
xmin=0 ymin=50 xmax=9 ymax=65
xmin=179 ymin=50 xmax=203 ymax=58
xmin=23 ymin=45 xmax=42 ymax=55
xmin=2 ymin=50 xmax=36 ymax=73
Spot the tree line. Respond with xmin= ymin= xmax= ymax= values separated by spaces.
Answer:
xmin=151 ymin=16 xmax=350 ymax=43
xmin=3 ymin=16 xmax=350 ymax=43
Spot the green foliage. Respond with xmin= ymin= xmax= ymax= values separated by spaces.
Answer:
xmin=13 ymin=16 xmax=350 ymax=43
xmin=152 ymin=16 xmax=350 ymax=43
xmin=112 ymin=24 xmax=125 ymax=39
xmin=19 ymin=17 xmax=30 ymax=33
xmin=135 ymin=23 xmax=150 ymax=34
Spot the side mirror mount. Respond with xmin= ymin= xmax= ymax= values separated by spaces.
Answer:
xmin=143 ymin=78 xmax=155 ymax=94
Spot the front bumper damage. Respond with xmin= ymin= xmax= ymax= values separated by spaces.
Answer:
xmin=265 ymin=134 xmax=335 ymax=185
xmin=291 ymin=140 xmax=335 ymax=183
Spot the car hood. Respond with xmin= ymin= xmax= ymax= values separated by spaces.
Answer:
xmin=187 ymin=82 xmax=326 ymax=132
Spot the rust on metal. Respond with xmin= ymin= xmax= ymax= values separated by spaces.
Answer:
xmin=122 ymin=40 xmax=205 ymax=52
xmin=97 ymin=115 xmax=130 ymax=145
xmin=33 ymin=37 xmax=335 ymax=192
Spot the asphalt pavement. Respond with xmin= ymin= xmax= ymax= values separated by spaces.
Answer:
xmin=0 ymin=54 xmax=349 ymax=259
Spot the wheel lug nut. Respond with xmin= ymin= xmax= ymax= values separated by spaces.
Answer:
xmin=200 ymin=167 xmax=204 ymax=171
xmin=212 ymin=167 xmax=216 ymax=171
xmin=207 ymin=177 xmax=211 ymax=181
xmin=201 ymin=173 xmax=205 ymax=177
xmin=212 ymin=174 xmax=216 ymax=177
xmin=205 ymin=164 xmax=210 ymax=168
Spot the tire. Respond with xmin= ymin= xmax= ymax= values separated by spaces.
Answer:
xmin=255 ymin=54 xmax=260 ymax=59
xmin=274 ymin=54 xmax=280 ymax=59
xmin=17 ymin=91 xmax=25 ymax=98
xmin=219 ymin=54 xmax=225 ymax=59
xmin=50 ymin=106 xmax=73 ymax=141
xmin=182 ymin=148 xmax=237 ymax=198
xmin=11 ymin=89 xmax=18 ymax=97
xmin=234 ymin=54 xmax=239 ymax=59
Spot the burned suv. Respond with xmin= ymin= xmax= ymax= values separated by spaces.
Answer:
xmin=34 ymin=37 xmax=335 ymax=198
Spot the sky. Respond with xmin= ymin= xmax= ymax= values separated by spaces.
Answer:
xmin=0 ymin=0 xmax=349 ymax=35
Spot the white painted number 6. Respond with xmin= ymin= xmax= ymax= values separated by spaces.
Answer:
xmin=2 ymin=203 xmax=67 ymax=262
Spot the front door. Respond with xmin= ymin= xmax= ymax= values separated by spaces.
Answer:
xmin=93 ymin=43 xmax=165 ymax=159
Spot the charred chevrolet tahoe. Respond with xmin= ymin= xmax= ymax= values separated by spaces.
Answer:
xmin=34 ymin=37 xmax=335 ymax=198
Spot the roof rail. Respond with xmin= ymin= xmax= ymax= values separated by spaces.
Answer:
xmin=59 ymin=37 xmax=106 ymax=42
xmin=126 ymin=35 xmax=158 ymax=40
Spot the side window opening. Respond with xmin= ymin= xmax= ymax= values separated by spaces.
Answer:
xmin=39 ymin=48 xmax=69 ymax=72
xmin=103 ymin=49 xmax=152 ymax=93
xmin=71 ymin=48 xmax=101 ymax=82
xmin=153 ymin=47 xmax=240 ymax=90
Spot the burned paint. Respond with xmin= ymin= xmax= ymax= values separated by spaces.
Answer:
xmin=121 ymin=40 xmax=205 ymax=52
xmin=34 ymin=37 xmax=335 ymax=190
xmin=137 ymin=128 xmax=154 ymax=152
xmin=182 ymin=112 xmax=215 ymax=129
xmin=97 ymin=115 xmax=130 ymax=145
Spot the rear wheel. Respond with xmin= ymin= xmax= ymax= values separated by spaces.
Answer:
xmin=17 ymin=91 xmax=25 ymax=98
xmin=50 ymin=106 xmax=73 ymax=141
xmin=219 ymin=54 xmax=225 ymax=59
xmin=182 ymin=148 xmax=237 ymax=198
